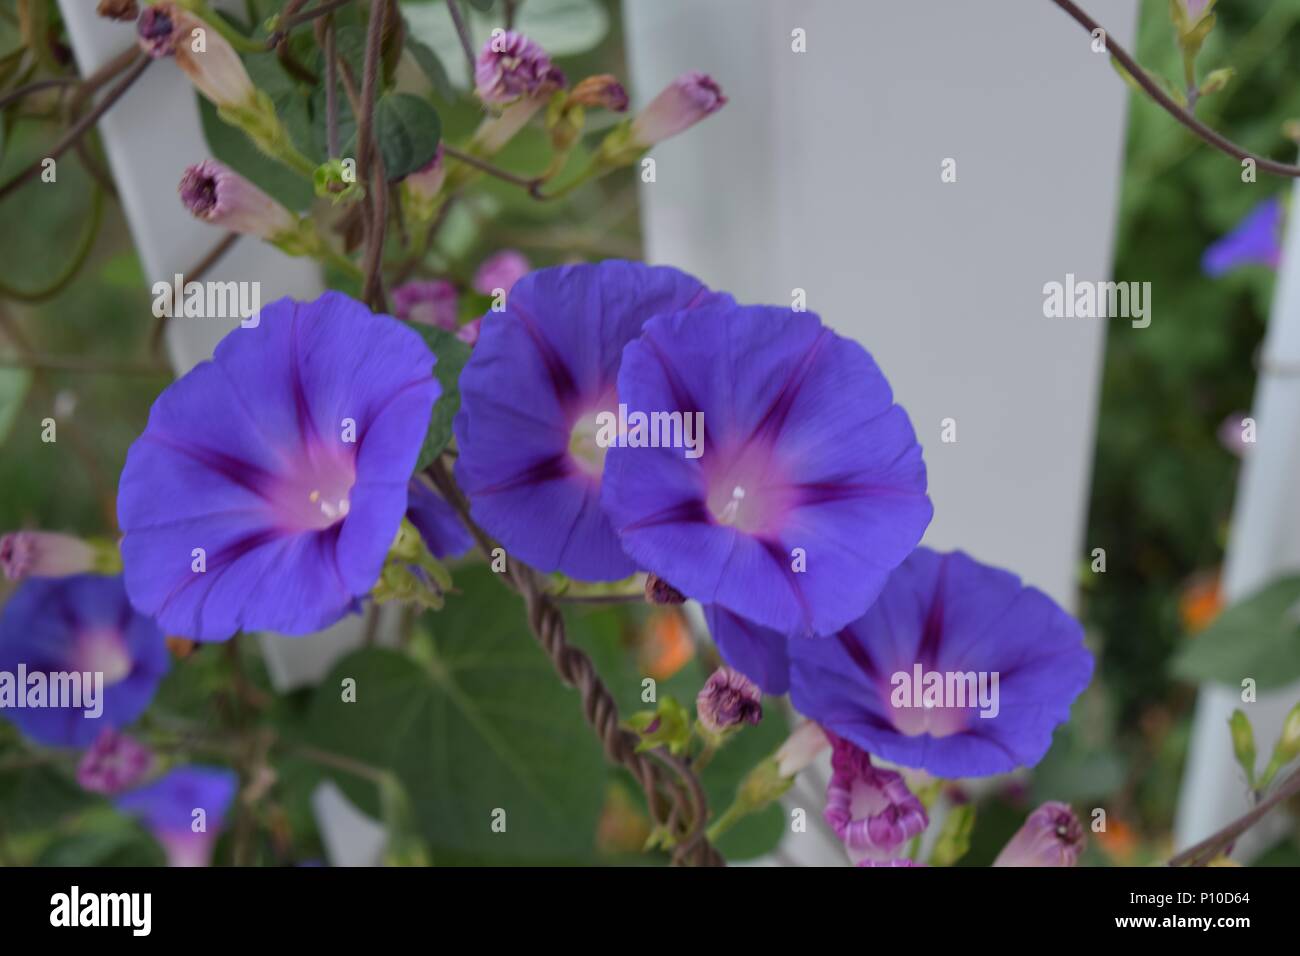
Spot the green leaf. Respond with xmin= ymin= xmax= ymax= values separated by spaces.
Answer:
xmin=0 ymin=367 xmax=32 ymax=445
xmin=198 ymin=95 xmax=314 ymax=211
xmin=373 ymin=94 xmax=442 ymax=182
xmin=405 ymin=30 xmax=456 ymax=102
xmin=411 ymin=325 xmax=470 ymax=470
xmin=304 ymin=566 xmax=607 ymax=863
xmin=1172 ymin=575 xmax=1300 ymax=691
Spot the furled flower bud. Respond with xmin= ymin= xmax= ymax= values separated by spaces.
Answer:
xmin=392 ymin=280 xmax=459 ymax=331
xmin=993 ymin=801 xmax=1085 ymax=867
xmin=474 ymin=31 xmax=564 ymax=105
xmin=473 ymin=250 xmax=531 ymax=297
xmin=629 ymin=72 xmax=726 ymax=149
xmin=775 ymin=720 xmax=830 ymax=777
xmin=0 ymin=531 xmax=97 ymax=581
xmin=696 ymin=666 xmax=762 ymax=734
xmin=77 ymin=730 xmax=155 ymax=795
xmin=179 ymin=160 xmax=298 ymax=241
xmin=824 ymin=736 xmax=928 ymax=865
xmin=403 ymin=147 xmax=446 ymax=202
xmin=568 ymin=74 xmax=629 ymax=113
xmin=98 ymin=0 xmax=139 ymax=21
xmin=138 ymin=3 xmax=257 ymax=110
xmin=643 ymin=572 xmax=685 ymax=606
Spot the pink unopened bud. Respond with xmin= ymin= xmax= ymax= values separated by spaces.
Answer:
xmin=824 ymin=737 xmax=928 ymax=865
xmin=403 ymin=146 xmax=446 ymax=202
xmin=696 ymin=666 xmax=762 ymax=734
xmin=630 ymin=72 xmax=726 ymax=149
xmin=392 ymin=280 xmax=459 ymax=332
xmin=0 ymin=531 xmax=95 ymax=581
xmin=76 ymin=730 xmax=155 ymax=795
xmin=994 ymin=801 xmax=1085 ymax=867
xmin=472 ymin=250 xmax=531 ymax=297
xmin=139 ymin=3 xmax=256 ymax=109
xmin=775 ymin=720 xmax=829 ymax=777
xmin=179 ymin=160 xmax=297 ymax=240
xmin=475 ymin=31 xmax=564 ymax=105
xmin=456 ymin=317 xmax=482 ymax=348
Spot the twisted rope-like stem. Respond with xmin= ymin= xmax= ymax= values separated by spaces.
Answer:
xmin=427 ymin=458 xmax=724 ymax=866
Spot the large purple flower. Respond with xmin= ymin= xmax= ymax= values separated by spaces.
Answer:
xmin=116 ymin=766 xmax=237 ymax=867
xmin=118 ymin=292 xmax=439 ymax=640
xmin=787 ymin=548 xmax=1093 ymax=778
xmin=0 ymin=575 xmax=169 ymax=748
xmin=603 ymin=305 xmax=932 ymax=636
xmin=406 ymin=478 xmax=471 ymax=560
xmin=453 ymin=260 xmax=726 ymax=580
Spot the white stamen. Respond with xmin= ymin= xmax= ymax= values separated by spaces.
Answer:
xmin=718 ymin=485 xmax=745 ymax=526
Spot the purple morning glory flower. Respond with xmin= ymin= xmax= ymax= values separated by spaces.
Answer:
xmin=824 ymin=735 xmax=928 ymax=865
xmin=0 ymin=575 xmax=169 ymax=748
xmin=116 ymin=766 xmax=237 ymax=867
xmin=787 ymin=548 xmax=1093 ymax=778
xmin=453 ymin=260 xmax=727 ymax=580
xmin=77 ymin=730 xmax=155 ymax=795
xmin=1203 ymin=197 xmax=1283 ymax=276
xmin=406 ymin=478 xmax=471 ymax=560
xmin=117 ymin=292 xmax=439 ymax=640
xmin=602 ymin=305 xmax=932 ymax=636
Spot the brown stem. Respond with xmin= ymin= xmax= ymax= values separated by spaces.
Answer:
xmin=1050 ymin=0 xmax=1300 ymax=178
xmin=355 ymin=0 xmax=389 ymax=311
xmin=1169 ymin=766 xmax=1300 ymax=866
xmin=444 ymin=0 xmax=477 ymax=78
xmin=268 ymin=0 xmax=357 ymax=48
xmin=441 ymin=143 xmax=544 ymax=195
xmin=0 ymin=52 xmax=150 ymax=204
xmin=426 ymin=457 xmax=724 ymax=866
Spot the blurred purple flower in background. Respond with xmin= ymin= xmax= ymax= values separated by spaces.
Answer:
xmin=393 ymin=280 xmax=459 ymax=331
xmin=117 ymin=766 xmax=238 ymax=867
xmin=1202 ymin=197 xmax=1283 ymax=276
xmin=118 ymin=293 xmax=438 ymax=640
xmin=604 ymin=305 xmax=931 ymax=637
xmin=472 ymin=250 xmax=531 ymax=296
xmin=77 ymin=730 xmax=155 ymax=795
xmin=0 ymin=575 xmax=168 ymax=747
xmin=824 ymin=735 xmax=928 ymax=865
xmin=787 ymin=548 xmax=1092 ymax=777
xmin=993 ymin=801 xmax=1085 ymax=866
xmin=454 ymin=260 xmax=727 ymax=580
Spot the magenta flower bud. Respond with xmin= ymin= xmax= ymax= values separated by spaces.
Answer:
xmin=0 ymin=531 xmax=96 ymax=581
xmin=473 ymin=250 xmax=531 ymax=297
xmin=392 ymin=280 xmax=459 ymax=331
xmin=569 ymin=74 xmax=629 ymax=113
xmin=179 ymin=160 xmax=297 ymax=240
xmin=475 ymin=31 xmax=564 ymax=105
xmin=824 ymin=736 xmax=928 ymax=865
xmin=138 ymin=3 xmax=256 ymax=109
xmin=630 ymin=72 xmax=726 ymax=148
xmin=776 ymin=720 xmax=830 ymax=777
xmin=696 ymin=666 xmax=762 ymax=734
xmin=993 ymin=801 xmax=1085 ymax=867
xmin=76 ymin=730 xmax=155 ymax=795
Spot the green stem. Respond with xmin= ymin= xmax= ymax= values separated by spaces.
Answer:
xmin=704 ymin=798 xmax=751 ymax=843
xmin=180 ymin=0 xmax=268 ymax=54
